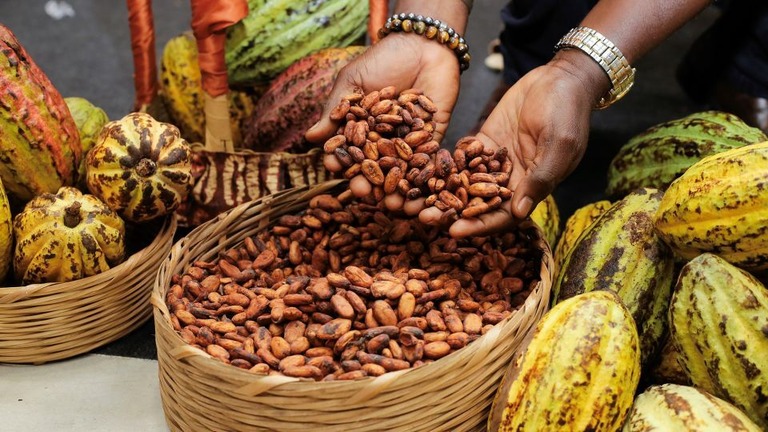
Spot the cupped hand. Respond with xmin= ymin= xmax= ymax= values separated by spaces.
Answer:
xmin=421 ymin=53 xmax=606 ymax=238
xmin=305 ymin=34 xmax=461 ymax=215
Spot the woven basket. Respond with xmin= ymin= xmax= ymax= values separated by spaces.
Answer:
xmin=152 ymin=180 xmax=553 ymax=431
xmin=0 ymin=215 xmax=176 ymax=364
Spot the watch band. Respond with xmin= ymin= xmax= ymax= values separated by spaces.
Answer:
xmin=554 ymin=26 xmax=635 ymax=110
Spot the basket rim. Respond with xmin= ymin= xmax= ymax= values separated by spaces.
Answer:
xmin=0 ymin=213 xmax=178 ymax=302
xmin=152 ymin=181 xmax=554 ymax=391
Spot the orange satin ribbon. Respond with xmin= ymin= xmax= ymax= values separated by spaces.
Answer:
xmin=190 ymin=0 xmax=248 ymax=97
xmin=368 ymin=0 xmax=389 ymax=44
xmin=126 ymin=0 xmax=157 ymax=110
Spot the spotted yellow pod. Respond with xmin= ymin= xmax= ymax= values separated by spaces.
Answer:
xmin=13 ymin=186 xmax=125 ymax=283
xmin=670 ymin=253 xmax=768 ymax=429
xmin=624 ymin=384 xmax=762 ymax=431
xmin=529 ymin=194 xmax=560 ymax=249
xmin=552 ymin=200 xmax=612 ymax=273
xmin=655 ymin=141 xmax=768 ymax=271
xmin=0 ymin=177 xmax=12 ymax=281
xmin=489 ymin=290 xmax=641 ymax=432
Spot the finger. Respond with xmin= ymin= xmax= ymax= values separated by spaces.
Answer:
xmin=418 ymin=206 xmax=444 ymax=225
xmin=403 ymin=199 xmax=426 ymax=216
xmin=323 ymin=154 xmax=343 ymax=172
xmin=448 ymin=202 xmax=516 ymax=239
xmin=349 ymin=175 xmax=372 ymax=198
xmin=383 ymin=193 xmax=404 ymax=211
xmin=305 ymin=65 xmax=359 ymax=144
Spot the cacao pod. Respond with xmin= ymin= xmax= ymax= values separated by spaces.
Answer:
xmin=648 ymin=337 xmax=691 ymax=386
xmin=607 ymin=111 xmax=766 ymax=198
xmin=86 ymin=112 xmax=192 ymax=223
xmin=225 ymin=0 xmax=369 ymax=84
xmin=65 ymin=97 xmax=109 ymax=187
xmin=242 ymin=46 xmax=365 ymax=153
xmin=670 ymin=253 xmax=768 ymax=429
xmin=655 ymin=141 xmax=768 ymax=271
xmin=13 ymin=186 xmax=125 ymax=283
xmin=0 ymin=24 xmax=81 ymax=201
xmin=623 ymin=384 xmax=762 ymax=432
xmin=0 ymin=177 xmax=12 ymax=281
xmin=488 ymin=291 xmax=641 ymax=432
xmin=529 ymin=194 xmax=560 ymax=249
xmin=159 ymin=32 xmax=258 ymax=146
xmin=553 ymin=188 xmax=675 ymax=367
xmin=553 ymin=200 xmax=612 ymax=273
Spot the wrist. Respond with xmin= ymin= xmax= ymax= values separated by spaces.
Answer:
xmin=394 ymin=0 xmax=469 ymax=33
xmin=550 ymin=49 xmax=612 ymax=108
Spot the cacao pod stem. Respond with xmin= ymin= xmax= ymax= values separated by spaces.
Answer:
xmin=63 ymin=202 xmax=82 ymax=228
xmin=135 ymin=158 xmax=157 ymax=177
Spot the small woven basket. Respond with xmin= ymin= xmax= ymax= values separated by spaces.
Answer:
xmin=152 ymin=180 xmax=553 ymax=431
xmin=0 ymin=215 xmax=176 ymax=364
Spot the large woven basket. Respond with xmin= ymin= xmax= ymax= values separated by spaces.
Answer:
xmin=152 ymin=180 xmax=553 ymax=431
xmin=0 ymin=215 xmax=176 ymax=364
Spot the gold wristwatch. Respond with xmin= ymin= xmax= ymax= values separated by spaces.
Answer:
xmin=555 ymin=26 xmax=636 ymax=110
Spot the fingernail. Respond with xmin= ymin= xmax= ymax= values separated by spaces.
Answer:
xmin=516 ymin=196 xmax=533 ymax=217
xmin=307 ymin=123 xmax=319 ymax=132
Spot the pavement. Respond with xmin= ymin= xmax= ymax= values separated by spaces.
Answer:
xmin=0 ymin=0 xmax=718 ymax=430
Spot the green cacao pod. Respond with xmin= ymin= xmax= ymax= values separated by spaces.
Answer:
xmin=606 ymin=111 xmax=767 ymax=198
xmin=159 ymin=32 xmax=258 ymax=146
xmin=553 ymin=200 xmax=612 ymax=273
xmin=488 ymin=290 xmax=641 ymax=432
xmin=86 ymin=112 xmax=192 ymax=223
xmin=64 ymin=97 xmax=109 ymax=186
xmin=225 ymin=0 xmax=369 ymax=85
xmin=242 ymin=46 xmax=365 ymax=153
xmin=0 ymin=24 xmax=81 ymax=201
xmin=670 ymin=253 xmax=768 ymax=429
xmin=553 ymin=188 xmax=675 ymax=366
xmin=623 ymin=384 xmax=762 ymax=432
xmin=13 ymin=186 xmax=125 ymax=283
xmin=655 ymin=141 xmax=768 ymax=271
xmin=529 ymin=194 xmax=560 ymax=249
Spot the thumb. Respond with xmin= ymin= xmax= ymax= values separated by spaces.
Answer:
xmin=305 ymin=65 xmax=359 ymax=144
xmin=510 ymin=146 xmax=573 ymax=220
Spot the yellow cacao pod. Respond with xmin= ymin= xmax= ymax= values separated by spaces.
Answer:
xmin=655 ymin=141 xmax=768 ymax=271
xmin=529 ymin=194 xmax=560 ymax=249
xmin=488 ymin=290 xmax=641 ymax=432
xmin=623 ymin=384 xmax=761 ymax=431
xmin=553 ymin=200 xmax=612 ymax=273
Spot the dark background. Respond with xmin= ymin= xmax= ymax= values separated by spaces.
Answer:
xmin=0 ymin=0 xmax=717 ymax=359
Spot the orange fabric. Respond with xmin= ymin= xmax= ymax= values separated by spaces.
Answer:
xmin=368 ymin=0 xmax=389 ymax=43
xmin=190 ymin=0 xmax=248 ymax=97
xmin=126 ymin=0 xmax=157 ymax=109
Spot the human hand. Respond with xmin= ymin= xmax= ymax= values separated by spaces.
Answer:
xmin=421 ymin=51 xmax=609 ymax=238
xmin=305 ymin=33 xmax=460 ymax=215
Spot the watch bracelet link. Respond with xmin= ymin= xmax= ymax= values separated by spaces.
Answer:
xmin=554 ymin=26 xmax=636 ymax=110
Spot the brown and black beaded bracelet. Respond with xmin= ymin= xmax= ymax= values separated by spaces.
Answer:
xmin=378 ymin=13 xmax=471 ymax=72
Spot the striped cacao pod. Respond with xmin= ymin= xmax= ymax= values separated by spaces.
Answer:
xmin=529 ymin=194 xmax=560 ymax=249
xmin=159 ymin=32 xmax=258 ymax=146
xmin=86 ymin=112 xmax=192 ymax=223
xmin=0 ymin=177 xmax=12 ymax=281
xmin=623 ymin=384 xmax=761 ymax=431
xmin=655 ymin=141 xmax=768 ymax=271
xmin=607 ymin=111 xmax=766 ymax=198
xmin=0 ymin=24 xmax=81 ymax=201
xmin=552 ymin=200 xmax=612 ymax=273
xmin=225 ymin=0 xmax=369 ymax=85
xmin=13 ymin=186 xmax=125 ymax=283
xmin=670 ymin=253 xmax=768 ymax=429
xmin=488 ymin=290 xmax=641 ymax=432
xmin=553 ymin=188 xmax=675 ymax=366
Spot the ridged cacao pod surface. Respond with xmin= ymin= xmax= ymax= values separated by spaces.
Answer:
xmin=552 ymin=199 xmax=612 ymax=274
xmin=86 ymin=112 xmax=192 ymax=223
xmin=670 ymin=253 xmax=768 ymax=429
xmin=65 ymin=97 xmax=109 ymax=186
xmin=529 ymin=194 xmax=560 ymax=250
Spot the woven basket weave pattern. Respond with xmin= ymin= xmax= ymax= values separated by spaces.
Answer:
xmin=153 ymin=181 xmax=553 ymax=431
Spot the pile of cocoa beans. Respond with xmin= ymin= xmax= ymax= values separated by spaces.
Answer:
xmin=167 ymin=191 xmax=542 ymax=381
xmin=323 ymin=86 xmax=513 ymax=220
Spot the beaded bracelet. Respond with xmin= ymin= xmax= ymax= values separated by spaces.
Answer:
xmin=378 ymin=13 xmax=471 ymax=72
